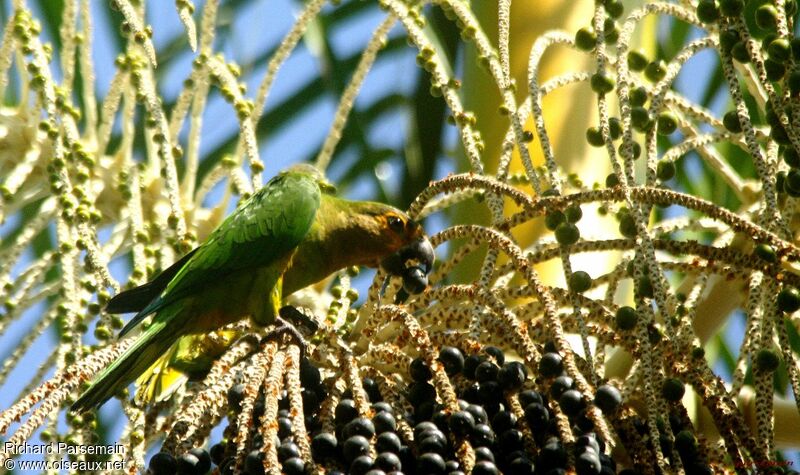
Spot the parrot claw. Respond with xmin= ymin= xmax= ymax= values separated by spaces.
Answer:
xmin=262 ymin=317 xmax=309 ymax=358
xmin=278 ymin=305 xmax=319 ymax=337
xmin=261 ymin=306 xmax=319 ymax=358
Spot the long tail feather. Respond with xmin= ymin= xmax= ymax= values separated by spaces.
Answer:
xmin=105 ymin=282 xmax=163 ymax=314
xmin=71 ymin=314 xmax=183 ymax=413
xmin=105 ymin=248 xmax=198 ymax=315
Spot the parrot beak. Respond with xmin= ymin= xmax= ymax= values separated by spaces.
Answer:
xmin=380 ymin=236 xmax=435 ymax=294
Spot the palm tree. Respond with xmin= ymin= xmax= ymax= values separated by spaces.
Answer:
xmin=1 ymin=0 xmax=798 ymax=473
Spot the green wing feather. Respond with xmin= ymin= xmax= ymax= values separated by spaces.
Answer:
xmin=73 ymin=168 xmax=323 ymax=412
xmin=105 ymin=248 xmax=199 ymax=314
xmin=167 ymin=171 xmax=319 ymax=289
xmin=119 ymin=170 xmax=321 ymax=337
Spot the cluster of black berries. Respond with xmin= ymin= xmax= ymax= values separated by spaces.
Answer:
xmin=146 ymin=347 xmax=637 ymax=474
xmin=445 ymin=344 xmax=619 ymax=475
xmin=147 ymin=448 xmax=211 ymax=475
xmin=148 ymin=357 xmax=326 ymax=475
xmin=307 ymin=344 xmax=622 ymax=475
xmin=311 ymin=394 xmax=403 ymax=474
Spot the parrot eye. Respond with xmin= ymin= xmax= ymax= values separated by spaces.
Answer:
xmin=387 ymin=215 xmax=405 ymax=233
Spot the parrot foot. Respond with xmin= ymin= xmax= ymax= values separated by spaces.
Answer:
xmin=261 ymin=306 xmax=319 ymax=358
xmin=278 ymin=305 xmax=319 ymax=337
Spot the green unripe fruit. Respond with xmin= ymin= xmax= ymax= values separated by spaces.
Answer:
xmin=755 ymin=349 xmax=781 ymax=372
xmin=766 ymin=103 xmax=781 ymax=127
xmin=788 ymin=71 xmax=800 ymax=95
xmin=586 ymin=127 xmax=605 ymax=147
xmin=787 ymin=0 xmax=799 ymax=16
xmin=777 ymin=171 xmax=787 ymax=195
xmin=696 ymin=0 xmax=720 ymax=23
xmin=94 ymin=326 xmax=112 ymax=341
xmin=591 ymin=72 xmax=615 ymax=94
xmin=545 ymin=211 xmax=566 ymax=231
xmin=674 ymin=430 xmax=698 ymax=456
xmin=606 ymin=1 xmax=624 ymax=18
xmin=783 ymin=147 xmax=800 ymax=167
xmin=568 ymin=271 xmax=592 ymax=293
xmin=722 ymin=110 xmax=741 ymax=133
xmin=778 ymin=286 xmax=800 ymax=313
xmin=631 ymin=106 xmax=653 ymax=132
xmin=575 ymin=27 xmax=597 ymax=51
xmin=627 ymin=50 xmax=648 ymax=71
xmin=565 ymin=205 xmax=583 ymax=223
xmin=555 ymin=222 xmax=581 ymax=246
xmin=765 ymin=58 xmax=786 ymax=81
xmin=768 ymin=38 xmax=792 ymax=62
xmin=730 ymin=42 xmax=750 ymax=63
xmin=657 ymin=112 xmax=679 ymax=135
xmin=656 ymin=161 xmax=676 ymax=181
xmin=618 ymin=214 xmax=637 ymax=238
xmin=661 ymin=378 xmax=685 ymax=402
xmin=754 ymin=243 xmax=777 ymax=263
xmin=786 ymin=169 xmax=800 ymax=195
xmin=644 ymin=60 xmax=667 ymax=82
xmin=615 ymin=306 xmax=637 ymax=330
xmin=719 ymin=29 xmax=739 ymax=53
xmin=772 ymin=124 xmax=791 ymax=146
xmin=629 ymin=86 xmax=648 ymax=106
xmin=755 ymin=4 xmax=779 ymax=30
xmin=626 ymin=260 xmax=636 ymax=277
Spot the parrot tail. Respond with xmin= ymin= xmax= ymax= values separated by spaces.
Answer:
xmin=71 ymin=314 xmax=184 ymax=413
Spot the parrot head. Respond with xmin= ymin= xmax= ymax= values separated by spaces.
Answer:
xmin=376 ymin=213 xmax=435 ymax=295
xmin=336 ymin=200 xmax=434 ymax=294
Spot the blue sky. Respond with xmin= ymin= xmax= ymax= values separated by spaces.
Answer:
xmin=1 ymin=0 xmax=798 ymax=469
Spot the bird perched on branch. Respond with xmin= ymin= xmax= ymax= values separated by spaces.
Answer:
xmin=72 ymin=164 xmax=434 ymax=412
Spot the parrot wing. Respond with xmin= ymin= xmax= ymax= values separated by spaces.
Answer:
xmin=119 ymin=170 xmax=322 ymax=337
xmin=105 ymin=248 xmax=199 ymax=314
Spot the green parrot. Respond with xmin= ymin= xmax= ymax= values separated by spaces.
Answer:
xmin=72 ymin=164 xmax=434 ymax=412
